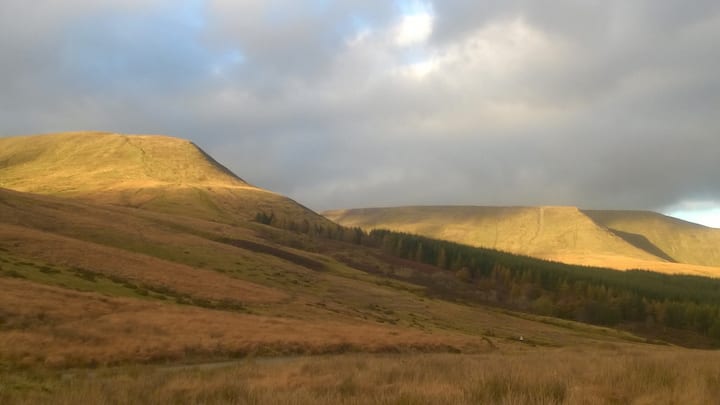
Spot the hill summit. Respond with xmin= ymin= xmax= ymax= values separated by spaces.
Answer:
xmin=0 ymin=131 xmax=248 ymax=190
xmin=0 ymin=131 xmax=322 ymax=224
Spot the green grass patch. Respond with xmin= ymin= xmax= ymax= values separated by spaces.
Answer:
xmin=0 ymin=254 xmax=165 ymax=300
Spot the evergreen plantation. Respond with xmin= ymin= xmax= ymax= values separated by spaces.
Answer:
xmin=259 ymin=213 xmax=720 ymax=344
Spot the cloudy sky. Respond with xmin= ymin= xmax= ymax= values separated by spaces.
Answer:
xmin=1 ymin=0 xmax=719 ymax=226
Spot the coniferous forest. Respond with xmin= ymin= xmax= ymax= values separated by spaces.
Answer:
xmin=258 ymin=213 xmax=720 ymax=344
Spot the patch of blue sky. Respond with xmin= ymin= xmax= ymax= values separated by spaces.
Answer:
xmin=261 ymin=3 xmax=292 ymax=24
xmin=307 ymin=0 xmax=331 ymax=15
xmin=349 ymin=14 xmax=373 ymax=35
xmin=171 ymin=0 xmax=207 ymax=29
xmin=395 ymin=0 xmax=434 ymax=17
xmin=666 ymin=202 xmax=720 ymax=228
xmin=211 ymin=49 xmax=245 ymax=76
xmin=58 ymin=1 xmax=241 ymax=93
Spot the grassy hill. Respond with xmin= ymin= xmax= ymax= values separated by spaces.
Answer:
xmin=324 ymin=206 xmax=720 ymax=276
xmin=0 ymin=131 xmax=246 ymax=186
xmin=3 ymin=132 xmax=720 ymax=403
xmin=1 ymin=187 xmax=647 ymax=368
xmin=0 ymin=132 xmax=325 ymax=225
xmin=0 ymin=133 xmax=651 ymax=368
xmin=584 ymin=210 xmax=720 ymax=267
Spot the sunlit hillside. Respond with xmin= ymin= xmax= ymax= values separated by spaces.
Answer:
xmin=1 ymin=188 xmax=647 ymax=369
xmin=324 ymin=206 xmax=720 ymax=276
xmin=0 ymin=132 xmax=324 ymax=225
xmin=585 ymin=210 xmax=720 ymax=267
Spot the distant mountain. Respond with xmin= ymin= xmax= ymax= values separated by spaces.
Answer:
xmin=0 ymin=131 xmax=325 ymax=225
xmin=584 ymin=210 xmax=720 ymax=267
xmin=324 ymin=206 xmax=720 ymax=276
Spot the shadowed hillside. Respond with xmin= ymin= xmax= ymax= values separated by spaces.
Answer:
xmin=0 ymin=132 xmax=326 ymax=225
xmin=324 ymin=206 xmax=720 ymax=276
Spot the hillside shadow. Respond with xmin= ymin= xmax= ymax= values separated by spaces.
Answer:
xmin=607 ymin=229 xmax=677 ymax=263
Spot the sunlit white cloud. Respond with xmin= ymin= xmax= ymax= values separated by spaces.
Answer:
xmin=395 ymin=12 xmax=434 ymax=46
xmin=392 ymin=0 xmax=434 ymax=46
xmin=388 ymin=18 xmax=571 ymax=126
xmin=398 ymin=59 xmax=437 ymax=79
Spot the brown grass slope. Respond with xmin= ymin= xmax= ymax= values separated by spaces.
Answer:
xmin=324 ymin=206 xmax=720 ymax=276
xmin=0 ymin=131 xmax=326 ymax=225
xmin=8 ymin=349 xmax=720 ymax=405
xmin=1 ymin=188 xmax=651 ymax=369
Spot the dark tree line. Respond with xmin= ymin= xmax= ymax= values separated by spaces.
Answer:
xmin=256 ymin=213 xmax=720 ymax=341
xmin=367 ymin=230 xmax=720 ymax=338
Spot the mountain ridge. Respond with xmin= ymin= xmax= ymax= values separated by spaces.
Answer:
xmin=324 ymin=205 xmax=720 ymax=275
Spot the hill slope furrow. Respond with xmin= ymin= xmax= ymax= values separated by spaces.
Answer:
xmin=217 ymin=238 xmax=327 ymax=271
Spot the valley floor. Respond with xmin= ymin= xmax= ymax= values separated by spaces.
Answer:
xmin=3 ymin=346 xmax=720 ymax=404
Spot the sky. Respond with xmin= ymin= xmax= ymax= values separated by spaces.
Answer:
xmin=1 ymin=0 xmax=719 ymax=227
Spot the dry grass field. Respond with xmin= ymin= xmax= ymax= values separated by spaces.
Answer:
xmin=4 ymin=347 xmax=720 ymax=404
xmin=1 ymin=188 xmax=646 ymax=370
xmin=325 ymin=206 xmax=720 ymax=276
xmin=0 ymin=278 xmax=495 ymax=369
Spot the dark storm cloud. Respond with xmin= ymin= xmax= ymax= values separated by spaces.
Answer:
xmin=1 ymin=0 xmax=719 ymax=216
